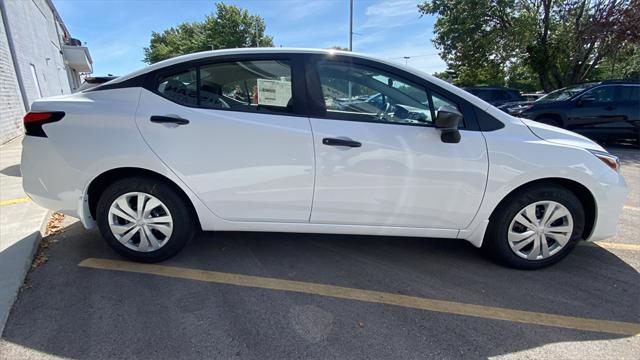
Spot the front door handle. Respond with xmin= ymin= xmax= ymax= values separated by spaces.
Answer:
xmin=150 ymin=115 xmax=190 ymax=125
xmin=322 ymin=137 xmax=362 ymax=148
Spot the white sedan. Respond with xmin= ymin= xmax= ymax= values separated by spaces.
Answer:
xmin=21 ymin=48 xmax=627 ymax=269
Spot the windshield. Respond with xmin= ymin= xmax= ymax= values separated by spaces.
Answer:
xmin=535 ymin=83 xmax=596 ymax=103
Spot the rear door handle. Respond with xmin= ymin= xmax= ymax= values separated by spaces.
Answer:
xmin=322 ymin=137 xmax=362 ymax=148
xmin=150 ymin=115 xmax=190 ymax=125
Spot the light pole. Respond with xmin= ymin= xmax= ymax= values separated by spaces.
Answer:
xmin=349 ymin=0 xmax=353 ymax=51
xmin=348 ymin=0 xmax=353 ymax=99
xmin=403 ymin=56 xmax=410 ymax=65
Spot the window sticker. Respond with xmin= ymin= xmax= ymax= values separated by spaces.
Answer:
xmin=257 ymin=78 xmax=291 ymax=107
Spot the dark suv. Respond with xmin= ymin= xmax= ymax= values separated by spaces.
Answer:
xmin=519 ymin=81 xmax=640 ymax=145
xmin=462 ymin=86 xmax=525 ymax=106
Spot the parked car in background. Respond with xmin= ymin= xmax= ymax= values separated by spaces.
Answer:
xmin=76 ymin=75 xmax=118 ymax=92
xmin=21 ymin=48 xmax=628 ymax=269
xmin=522 ymin=92 xmax=546 ymax=102
xmin=518 ymin=80 xmax=640 ymax=146
xmin=498 ymin=92 xmax=547 ymax=115
xmin=462 ymin=86 xmax=525 ymax=106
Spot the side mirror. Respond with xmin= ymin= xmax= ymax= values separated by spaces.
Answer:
xmin=435 ymin=105 xmax=462 ymax=143
xmin=576 ymin=96 xmax=595 ymax=107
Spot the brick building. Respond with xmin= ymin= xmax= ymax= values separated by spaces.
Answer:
xmin=0 ymin=0 xmax=92 ymax=144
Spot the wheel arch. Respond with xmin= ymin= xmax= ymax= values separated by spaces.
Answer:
xmin=86 ymin=167 xmax=203 ymax=231
xmin=489 ymin=177 xmax=597 ymax=241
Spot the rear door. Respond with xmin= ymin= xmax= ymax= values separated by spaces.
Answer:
xmin=135 ymin=54 xmax=315 ymax=222
xmin=567 ymin=85 xmax=625 ymax=134
xmin=304 ymin=55 xmax=488 ymax=229
xmin=616 ymin=85 xmax=640 ymax=138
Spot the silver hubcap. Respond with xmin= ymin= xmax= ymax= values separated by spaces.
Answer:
xmin=507 ymin=201 xmax=573 ymax=260
xmin=107 ymin=192 xmax=173 ymax=252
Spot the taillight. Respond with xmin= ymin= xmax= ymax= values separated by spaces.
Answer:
xmin=23 ymin=111 xmax=65 ymax=137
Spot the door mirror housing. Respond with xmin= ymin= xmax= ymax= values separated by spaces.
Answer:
xmin=435 ymin=105 xmax=462 ymax=143
xmin=576 ymin=96 xmax=596 ymax=107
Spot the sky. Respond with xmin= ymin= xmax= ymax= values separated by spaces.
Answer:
xmin=53 ymin=0 xmax=446 ymax=76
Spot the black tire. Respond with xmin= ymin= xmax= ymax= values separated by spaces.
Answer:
xmin=536 ymin=117 xmax=562 ymax=128
xmin=482 ymin=183 xmax=585 ymax=269
xmin=96 ymin=176 xmax=195 ymax=262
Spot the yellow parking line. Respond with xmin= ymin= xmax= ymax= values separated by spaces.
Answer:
xmin=79 ymin=258 xmax=640 ymax=336
xmin=623 ymin=205 xmax=639 ymax=212
xmin=0 ymin=197 xmax=31 ymax=206
xmin=583 ymin=241 xmax=640 ymax=251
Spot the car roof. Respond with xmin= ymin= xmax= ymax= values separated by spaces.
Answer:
xmin=97 ymin=47 xmax=499 ymax=114
xmin=108 ymin=48 xmax=379 ymax=85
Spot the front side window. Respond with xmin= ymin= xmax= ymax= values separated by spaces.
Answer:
xmin=315 ymin=61 xmax=432 ymax=125
xmin=431 ymin=92 xmax=464 ymax=128
xmin=580 ymin=86 xmax=615 ymax=103
xmin=156 ymin=60 xmax=293 ymax=114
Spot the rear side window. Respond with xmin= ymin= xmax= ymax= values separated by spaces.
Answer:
xmin=155 ymin=60 xmax=293 ymax=114
xmin=489 ymin=90 xmax=505 ymax=101
xmin=157 ymin=68 xmax=198 ymax=107
xmin=199 ymin=60 xmax=292 ymax=113
xmin=619 ymin=86 xmax=640 ymax=102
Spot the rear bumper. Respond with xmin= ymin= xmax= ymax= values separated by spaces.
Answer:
xmin=21 ymin=136 xmax=85 ymax=220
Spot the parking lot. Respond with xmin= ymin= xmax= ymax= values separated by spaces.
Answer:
xmin=1 ymin=145 xmax=638 ymax=359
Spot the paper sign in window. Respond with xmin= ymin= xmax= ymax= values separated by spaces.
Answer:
xmin=257 ymin=79 xmax=291 ymax=107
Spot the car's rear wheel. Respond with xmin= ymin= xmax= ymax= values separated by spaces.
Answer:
xmin=482 ymin=184 xmax=585 ymax=269
xmin=96 ymin=177 xmax=194 ymax=262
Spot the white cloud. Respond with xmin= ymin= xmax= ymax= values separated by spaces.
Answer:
xmin=365 ymin=0 xmax=420 ymax=17
xmin=361 ymin=0 xmax=422 ymax=29
xmin=287 ymin=0 xmax=334 ymax=20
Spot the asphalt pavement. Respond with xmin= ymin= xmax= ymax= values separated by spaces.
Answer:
xmin=1 ymin=144 xmax=638 ymax=359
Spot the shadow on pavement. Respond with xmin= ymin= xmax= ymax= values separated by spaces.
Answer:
xmin=2 ymin=221 xmax=639 ymax=359
xmin=0 ymin=164 xmax=21 ymax=177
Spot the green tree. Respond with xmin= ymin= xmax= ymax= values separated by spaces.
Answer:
xmin=144 ymin=3 xmax=273 ymax=64
xmin=419 ymin=0 xmax=640 ymax=91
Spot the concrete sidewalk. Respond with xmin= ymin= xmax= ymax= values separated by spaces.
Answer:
xmin=0 ymin=136 xmax=49 ymax=335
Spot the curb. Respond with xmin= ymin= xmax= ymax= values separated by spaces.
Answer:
xmin=0 ymin=210 xmax=50 ymax=336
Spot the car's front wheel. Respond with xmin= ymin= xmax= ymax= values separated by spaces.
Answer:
xmin=483 ymin=184 xmax=585 ymax=269
xmin=96 ymin=177 xmax=194 ymax=262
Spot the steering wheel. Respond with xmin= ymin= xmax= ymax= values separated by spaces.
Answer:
xmin=212 ymin=97 xmax=230 ymax=109
xmin=376 ymin=102 xmax=393 ymax=121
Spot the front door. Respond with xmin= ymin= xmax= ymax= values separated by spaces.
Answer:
xmin=135 ymin=56 xmax=315 ymax=222
xmin=306 ymin=57 xmax=488 ymax=229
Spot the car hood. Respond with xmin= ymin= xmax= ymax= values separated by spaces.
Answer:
xmin=519 ymin=118 xmax=605 ymax=152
